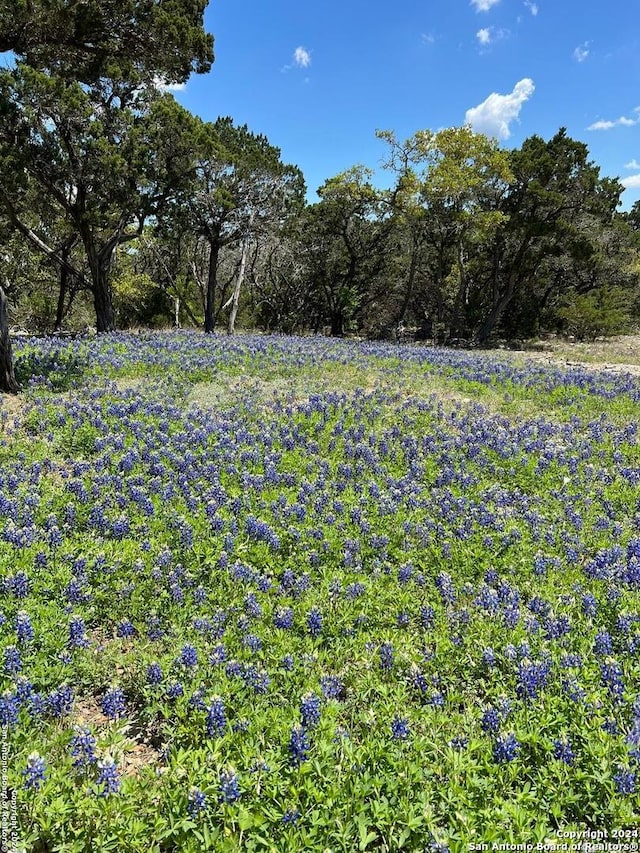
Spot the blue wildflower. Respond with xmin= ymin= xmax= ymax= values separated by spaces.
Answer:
xmin=391 ymin=716 xmax=410 ymax=740
xmin=179 ymin=644 xmax=198 ymax=668
xmin=22 ymin=752 xmax=46 ymax=790
xmin=553 ymin=738 xmax=575 ymax=765
xmin=282 ymin=809 xmax=301 ymax=825
xmin=3 ymin=645 xmax=21 ymax=674
xmin=379 ymin=642 xmax=394 ymax=671
xmin=492 ymin=733 xmax=519 ymax=764
xmin=613 ymin=766 xmax=636 ymax=795
xmin=15 ymin=611 xmax=34 ymax=644
xmin=96 ymin=757 xmax=120 ymax=796
xmin=187 ymin=786 xmax=207 ymax=817
xmin=300 ymin=693 xmax=321 ymax=729
xmin=289 ymin=725 xmax=310 ymax=765
xmin=101 ymin=687 xmax=126 ymax=719
xmin=306 ymin=608 xmax=323 ymax=637
xmin=206 ymin=696 xmax=226 ymax=737
xmin=70 ymin=726 xmax=97 ymax=769
xmin=219 ymin=768 xmax=241 ymax=803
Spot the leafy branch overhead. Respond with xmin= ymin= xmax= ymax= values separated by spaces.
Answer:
xmin=0 ymin=0 xmax=214 ymax=84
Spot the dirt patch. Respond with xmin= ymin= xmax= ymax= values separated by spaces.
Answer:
xmin=120 ymin=739 xmax=161 ymax=778
xmin=516 ymin=351 xmax=640 ymax=377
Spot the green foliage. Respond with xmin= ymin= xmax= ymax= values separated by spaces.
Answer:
xmin=0 ymin=0 xmax=214 ymax=85
xmin=4 ymin=332 xmax=640 ymax=849
xmin=558 ymin=288 xmax=631 ymax=341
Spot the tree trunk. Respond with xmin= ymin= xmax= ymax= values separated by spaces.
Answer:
xmin=0 ymin=285 xmax=19 ymax=394
xmin=330 ymin=310 xmax=344 ymax=336
xmin=84 ymin=237 xmax=116 ymax=332
xmin=54 ymin=265 xmax=69 ymax=333
xmin=227 ymin=233 xmax=250 ymax=335
xmin=92 ymin=274 xmax=116 ymax=333
xmin=54 ymin=236 xmax=79 ymax=333
xmin=204 ymin=239 xmax=219 ymax=334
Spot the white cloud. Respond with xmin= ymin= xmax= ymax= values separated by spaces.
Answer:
xmin=524 ymin=1 xmax=539 ymax=15
xmin=465 ymin=78 xmax=535 ymax=139
xmin=621 ymin=174 xmax=640 ymax=189
xmin=293 ymin=46 xmax=311 ymax=68
xmin=471 ymin=0 xmax=500 ymax=10
xmin=588 ymin=108 xmax=640 ymax=131
xmin=153 ymin=77 xmax=186 ymax=92
xmin=476 ymin=26 xmax=509 ymax=47
xmin=573 ymin=42 xmax=590 ymax=62
xmin=421 ymin=32 xmax=435 ymax=45
xmin=625 ymin=159 xmax=640 ymax=170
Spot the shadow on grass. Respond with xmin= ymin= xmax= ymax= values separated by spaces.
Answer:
xmin=14 ymin=347 xmax=90 ymax=391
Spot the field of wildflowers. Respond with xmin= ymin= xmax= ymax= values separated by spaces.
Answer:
xmin=2 ymin=331 xmax=639 ymax=851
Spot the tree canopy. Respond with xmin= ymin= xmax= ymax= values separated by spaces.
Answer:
xmin=0 ymin=0 xmax=214 ymax=83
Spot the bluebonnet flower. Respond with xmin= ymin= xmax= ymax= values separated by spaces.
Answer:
xmin=492 ymin=733 xmax=519 ymax=763
xmin=420 ymin=606 xmax=435 ymax=629
xmin=482 ymin=648 xmax=497 ymax=667
xmin=243 ymin=634 xmax=262 ymax=652
xmin=273 ymin=608 xmax=294 ymax=629
xmin=101 ymin=687 xmax=126 ymax=719
xmin=281 ymin=654 xmax=295 ymax=671
xmin=68 ymin=617 xmax=89 ymax=649
xmin=602 ymin=718 xmax=619 ymax=735
xmin=146 ymin=662 xmax=163 ymax=685
xmin=553 ymin=738 xmax=575 ymax=765
xmin=116 ymin=620 xmax=135 ymax=639
xmin=47 ymin=684 xmax=74 ymax=718
xmin=0 ymin=692 xmax=19 ymax=726
xmin=435 ymin=572 xmax=455 ymax=605
xmin=22 ymin=752 xmax=46 ymax=790
xmin=594 ymin=631 xmax=613 ymax=656
xmin=219 ymin=768 xmax=241 ymax=803
xmin=345 ymin=582 xmax=366 ymax=599
xmin=391 ymin=716 xmax=410 ymax=740
xmin=10 ymin=572 xmax=30 ymax=599
xmin=15 ymin=611 xmax=34 ymax=644
xmin=187 ymin=787 xmax=208 ymax=817
xmin=320 ymin=675 xmax=344 ymax=700
xmin=450 ymin=736 xmax=468 ymax=750
xmin=396 ymin=611 xmax=410 ymax=628
xmin=96 ymin=757 xmax=120 ymax=795
xmin=613 ymin=766 xmax=636 ymax=795
xmin=146 ymin=616 xmax=164 ymax=641
xmin=282 ymin=809 xmax=301 ymax=825
xmin=300 ymin=693 xmax=321 ymax=729
xmin=3 ymin=646 xmax=21 ymax=674
xmin=179 ymin=644 xmax=198 ymax=668
xmin=206 ymin=696 xmax=226 ymax=737
xmin=600 ymin=658 xmax=625 ymax=701
xmin=244 ymin=593 xmax=262 ymax=619
xmin=561 ymin=678 xmax=586 ymax=704
xmin=481 ymin=707 xmax=502 ymax=735
xmin=70 ymin=726 xmax=97 ymax=769
xmin=306 ymin=608 xmax=323 ymax=637
xmin=379 ymin=642 xmax=394 ymax=671
xmin=289 ymin=725 xmax=310 ymax=765
xmin=166 ymin=682 xmax=184 ymax=699
xmin=516 ymin=659 xmax=551 ymax=700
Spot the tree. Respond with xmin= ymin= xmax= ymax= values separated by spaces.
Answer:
xmin=475 ymin=129 xmax=624 ymax=343
xmin=0 ymin=64 xmax=201 ymax=332
xmin=176 ymin=117 xmax=305 ymax=333
xmin=0 ymin=0 xmax=213 ymax=85
xmin=378 ymin=127 xmax=513 ymax=341
xmin=295 ymin=167 xmax=394 ymax=336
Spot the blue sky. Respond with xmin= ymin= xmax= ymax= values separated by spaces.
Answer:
xmin=172 ymin=0 xmax=640 ymax=209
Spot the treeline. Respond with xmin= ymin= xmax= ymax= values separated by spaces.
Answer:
xmin=1 ymin=3 xmax=639 ymax=393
